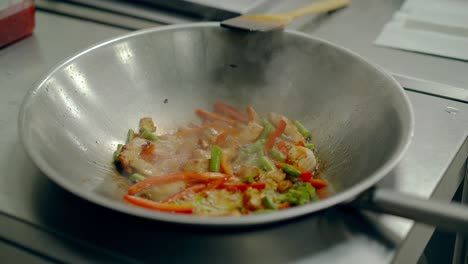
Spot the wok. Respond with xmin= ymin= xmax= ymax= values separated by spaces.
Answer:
xmin=18 ymin=23 xmax=468 ymax=230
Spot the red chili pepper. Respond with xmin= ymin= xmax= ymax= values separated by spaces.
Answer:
xmin=310 ymin=179 xmax=328 ymax=189
xmin=296 ymin=141 xmax=305 ymax=147
xmin=214 ymin=102 xmax=249 ymax=124
xmin=219 ymin=183 xmax=266 ymax=192
xmin=123 ymin=195 xmax=193 ymax=214
xmin=299 ymin=172 xmax=313 ymax=182
xmin=265 ymin=120 xmax=287 ymax=152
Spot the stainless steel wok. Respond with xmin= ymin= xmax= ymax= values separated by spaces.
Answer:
xmin=18 ymin=23 xmax=468 ymax=230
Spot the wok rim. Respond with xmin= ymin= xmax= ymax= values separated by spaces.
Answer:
xmin=18 ymin=22 xmax=415 ymax=226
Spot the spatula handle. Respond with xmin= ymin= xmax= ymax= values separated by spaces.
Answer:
xmin=285 ymin=0 xmax=351 ymax=19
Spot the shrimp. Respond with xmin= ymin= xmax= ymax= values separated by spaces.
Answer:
xmin=288 ymin=145 xmax=317 ymax=172
xmin=268 ymin=112 xmax=304 ymax=143
xmin=119 ymin=137 xmax=160 ymax=176
xmin=236 ymin=121 xmax=264 ymax=145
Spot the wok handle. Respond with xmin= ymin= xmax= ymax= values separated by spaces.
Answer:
xmin=353 ymin=188 xmax=468 ymax=234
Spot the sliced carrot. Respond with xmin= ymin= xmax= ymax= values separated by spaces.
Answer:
xmin=220 ymin=151 xmax=234 ymax=175
xmin=200 ymin=178 xmax=225 ymax=197
xmin=214 ymin=102 xmax=249 ymax=124
xmin=163 ymin=183 xmax=206 ymax=203
xmin=310 ymin=179 xmax=328 ymax=189
xmin=214 ymin=131 xmax=229 ymax=146
xmin=195 ymin=109 xmax=236 ymax=125
xmin=124 ymin=195 xmax=193 ymax=214
xmin=265 ymin=120 xmax=287 ymax=152
xmin=277 ymin=140 xmax=289 ymax=156
xmin=128 ymin=172 xmax=227 ymax=195
xmin=277 ymin=202 xmax=291 ymax=209
xmin=140 ymin=143 xmax=156 ymax=162
xmin=141 ymin=143 xmax=155 ymax=156
xmin=246 ymin=106 xmax=260 ymax=122
xmin=296 ymin=141 xmax=305 ymax=147
xmin=316 ymin=187 xmax=332 ymax=199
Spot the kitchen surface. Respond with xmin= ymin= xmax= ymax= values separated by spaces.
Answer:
xmin=1 ymin=0 xmax=468 ymax=263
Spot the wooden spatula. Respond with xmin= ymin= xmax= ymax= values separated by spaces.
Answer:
xmin=221 ymin=0 xmax=351 ymax=32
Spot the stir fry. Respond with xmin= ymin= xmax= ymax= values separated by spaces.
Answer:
xmin=113 ymin=102 xmax=330 ymax=216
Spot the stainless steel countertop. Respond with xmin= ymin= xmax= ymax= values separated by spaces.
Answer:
xmin=0 ymin=10 xmax=467 ymax=264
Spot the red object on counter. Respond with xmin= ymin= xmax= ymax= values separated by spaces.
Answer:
xmin=0 ymin=0 xmax=35 ymax=48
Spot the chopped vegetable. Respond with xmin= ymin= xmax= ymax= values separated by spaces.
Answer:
xmin=316 ymin=187 xmax=332 ymax=199
xmin=293 ymin=120 xmax=311 ymax=138
xmin=277 ymin=140 xmax=289 ymax=155
xmin=128 ymin=172 xmax=227 ymax=195
xmin=139 ymin=117 xmax=156 ymax=133
xmin=244 ymin=175 xmax=255 ymax=183
xmin=259 ymin=118 xmax=274 ymax=140
xmin=210 ymin=145 xmax=222 ymax=172
xmin=126 ymin=129 xmax=135 ymax=143
xmin=115 ymin=104 xmax=328 ymax=216
xmin=265 ymin=120 xmax=287 ymax=152
xmin=299 ymin=172 xmax=313 ymax=182
xmin=214 ymin=102 xmax=249 ymax=124
xmin=220 ymin=183 xmax=266 ymax=192
xmin=260 ymin=156 xmax=276 ymax=171
xmin=141 ymin=129 xmax=158 ymax=141
xmin=141 ymin=143 xmax=155 ymax=157
xmin=130 ymin=173 xmax=145 ymax=182
xmin=114 ymin=144 xmax=123 ymax=163
xmin=246 ymin=106 xmax=260 ymax=122
xmin=124 ymin=195 xmax=193 ymax=214
xmin=244 ymin=139 xmax=266 ymax=154
xmin=281 ymin=164 xmax=302 ymax=179
xmin=281 ymin=183 xmax=317 ymax=205
xmin=263 ymin=196 xmax=277 ymax=210
xmin=214 ymin=131 xmax=229 ymax=146
xmin=277 ymin=202 xmax=291 ymax=209
xmin=305 ymin=143 xmax=315 ymax=150
xmin=296 ymin=141 xmax=305 ymax=147
xmin=220 ymin=151 xmax=233 ymax=175
xmin=172 ymin=126 xmax=206 ymax=137
xmin=270 ymin=148 xmax=286 ymax=162
xmin=203 ymin=121 xmax=240 ymax=134
xmin=310 ymin=179 xmax=328 ymax=189
xmin=255 ymin=209 xmax=275 ymax=214
xmin=200 ymin=178 xmax=225 ymax=196
xmin=196 ymin=109 xmax=236 ymax=125
xmin=163 ymin=183 xmax=206 ymax=203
